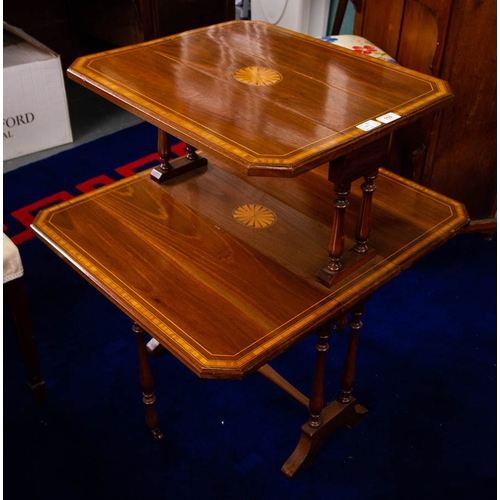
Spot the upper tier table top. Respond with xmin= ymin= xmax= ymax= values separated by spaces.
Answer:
xmin=68 ymin=21 xmax=453 ymax=177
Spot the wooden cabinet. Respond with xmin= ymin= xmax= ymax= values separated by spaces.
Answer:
xmin=352 ymin=0 xmax=496 ymax=224
xmin=67 ymin=0 xmax=235 ymax=47
xmin=3 ymin=0 xmax=234 ymax=68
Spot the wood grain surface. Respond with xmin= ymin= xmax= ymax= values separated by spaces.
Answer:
xmin=68 ymin=21 xmax=453 ymax=176
xmin=32 ymin=162 xmax=468 ymax=378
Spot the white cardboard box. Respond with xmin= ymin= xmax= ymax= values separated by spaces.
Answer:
xmin=3 ymin=22 xmax=73 ymax=161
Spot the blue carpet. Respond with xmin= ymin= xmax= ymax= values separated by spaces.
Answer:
xmin=3 ymin=122 xmax=497 ymax=499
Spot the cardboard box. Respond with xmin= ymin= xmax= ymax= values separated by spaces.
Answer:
xmin=3 ymin=22 xmax=73 ymax=161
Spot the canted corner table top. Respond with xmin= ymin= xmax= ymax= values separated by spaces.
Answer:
xmin=67 ymin=21 xmax=453 ymax=177
xmin=32 ymin=164 xmax=468 ymax=379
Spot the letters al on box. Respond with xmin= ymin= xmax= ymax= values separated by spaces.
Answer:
xmin=3 ymin=22 xmax=73 ymax=161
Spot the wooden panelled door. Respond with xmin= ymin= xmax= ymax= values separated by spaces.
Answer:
xmin=353 ymin=0 xmax=497 ymax=226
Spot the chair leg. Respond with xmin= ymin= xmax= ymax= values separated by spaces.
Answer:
xmin=331 ymin=0 xmax=349 ymax=36
xmin=4 ymin=277 xmax=46 ymax=404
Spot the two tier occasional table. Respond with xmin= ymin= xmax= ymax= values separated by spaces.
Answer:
xmin=32 ymin=21 xmax=468 ymax=477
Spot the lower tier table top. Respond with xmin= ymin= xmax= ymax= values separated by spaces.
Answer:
xmin=32 ymin=161 xmax=468 ymax=378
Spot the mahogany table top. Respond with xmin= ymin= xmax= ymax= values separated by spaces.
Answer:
xmin=32 ymin=163 xmax=468 ymax=379
xmin=67 ymin=21 xmax=453 ymax=177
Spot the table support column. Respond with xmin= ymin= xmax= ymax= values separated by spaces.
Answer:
xmin=281 ymin=304 xmax=369 ymax=478
xmin=327 ymin=182 xmax=351 ymax=273
xmin=339 ymin=300 xmax=365 ymax=403
xmin=354 ymin=170 xmax=378 ymax=255
xmin=317 ymin=136 xmax=389 ymax=288
xmin=150 ymin=129 xmax=207 ymax=184
xmin=317 ymin=180 xmax=374 ymax=288
xmin=308 ymin=322 xmax=332 ymax=428
xmin=158 ymin=128 xmax=173 ymax=171
xmin=132 ymin=322 xmax=164 ymax=442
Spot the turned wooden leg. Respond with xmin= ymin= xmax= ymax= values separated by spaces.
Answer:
xmin=327 ymin=182 xmax=351 ymax=273
xmin=158 ymin=128 xmax=173 ymax=171
xmin=314 ymin=178 xmax=351 ymax=285
xmin=151 ymin=129 xmax=173 ymax=182
xmin=308 ymin=323 xmax=332 ymax=428
xmin=4 ymin=277 xmax=46 ymax=404
xmin=354 ymin=170 xmax=378 ymax=255
xmin=132 ymin=322 xmax=164 ymax=441
xmin=339 ymin=300 xmax=366 ymax=404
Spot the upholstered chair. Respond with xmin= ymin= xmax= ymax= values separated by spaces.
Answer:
xmin=321 ymin=0 xmax=398 ymax=64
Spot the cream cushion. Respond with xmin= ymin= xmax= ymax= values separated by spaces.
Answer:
xmin=321 ymin=35 xmax=398 ymax=64
xmin=3 ymin=233 xmax=24 ymax=283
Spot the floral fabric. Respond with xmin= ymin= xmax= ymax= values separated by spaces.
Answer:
xmin=321 ymin=35 xmax=398 ymax=64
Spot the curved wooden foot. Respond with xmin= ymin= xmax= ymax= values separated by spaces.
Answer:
xmin=281 ymin=398 xmax=368 ymax=478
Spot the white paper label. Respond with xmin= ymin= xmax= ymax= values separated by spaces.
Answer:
xmin=356 ymin=120 xmax=381 ymax=131
xmin=377 ymin=112 xmax=401 ymax=124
